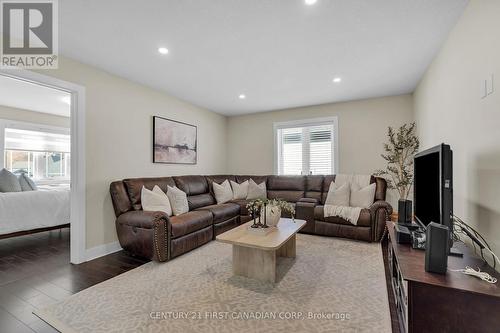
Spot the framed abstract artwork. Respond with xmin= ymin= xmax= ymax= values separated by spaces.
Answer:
xmin=153 ymin=116 xmax=197 ymax=164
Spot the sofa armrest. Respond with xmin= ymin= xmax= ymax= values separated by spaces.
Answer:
xmin=295 ymin=199 xmax=318 ymax=233
xmin=116 ymin=211 xmax=170 ymax=262
xmin=369 ymin=201 xmax=393 ymax=242
xmin=297 ymin=197 xmax=319 ymax=204
xmin=117 ymin=210 xmax=168 ymax=228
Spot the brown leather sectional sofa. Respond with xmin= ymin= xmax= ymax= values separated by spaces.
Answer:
xmin=110 ymin=174 xmax=392 ymax=262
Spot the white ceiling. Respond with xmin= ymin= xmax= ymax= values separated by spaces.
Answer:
xmin=0 ymin=76 xmax=71 ymax=117
xmin=59 ymin=0 xmax=468 ymax=116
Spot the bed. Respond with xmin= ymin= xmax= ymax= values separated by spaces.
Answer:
xmin=0 ymin=187 xmax=70 ymax=239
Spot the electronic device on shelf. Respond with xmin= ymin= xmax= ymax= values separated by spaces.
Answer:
xmin=395 ymin=224 xmax=411 ymax=244
xmin=413 ymin=143 xmax=462 ymax=256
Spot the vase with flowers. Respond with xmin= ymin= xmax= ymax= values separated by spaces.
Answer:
xmin=246 ymin=198 xmax=295 ymax=227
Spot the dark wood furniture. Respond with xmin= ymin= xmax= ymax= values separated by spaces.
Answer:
xmin=386 ymin=221 xmax=500 ymax=333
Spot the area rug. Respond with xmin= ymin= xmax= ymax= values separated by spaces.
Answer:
xmin=35 ymin=234 xmax=391 ymax=332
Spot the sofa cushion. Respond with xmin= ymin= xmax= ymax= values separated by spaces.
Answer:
xmin=235 ymin=175 xmax=268 ymax=185
xmin=166 ymin=186 xmax=189 ymax=216
xmin=187 ymin=194 xmax=216 ymax=210
xmin=305 ymin=175 xmax=323 ymax=202
xmin=169 ymin=210 xmax=213 ymax=239
xmin=230 ymin=199 xmax=250 ymax=215
xmin=141 ymin=185 xmax=172 ymax=216
xmin=196 ymin=203 xmax=240 ymax=224
xmin=230 ymin=180 xmax=248 ymax=200
xmin=350 ymin=182 xmax=376 ymax=208
xmin=374 ymin=176 xmax=387 ymax=201
xmin=321 ymin=175 xmax=336 ymax=204
xmin=213 ymin=180 xmax=233 ymax=204
xmin=324 ymin=182 xmax=350 ymax=206
xmin=173 ymin=175 xmax=209 ymax=196
xmin=314 ymin=205 xmax=372 ymax=227
xmin=123 ymin=177 xmax=176 ymax=210
xmin=206 ymin=175 xmax=236 ymax=193
xmin=267 ymin=175 xmax=304 ymax=202
xmin=247 ymin=179 xmax=267 ymax=200
xmin=267 ymin=175 xmax=305 ymax=191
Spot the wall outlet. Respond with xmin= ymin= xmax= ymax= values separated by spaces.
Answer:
xmin=482 ymin=74 xmax=495 ymax=99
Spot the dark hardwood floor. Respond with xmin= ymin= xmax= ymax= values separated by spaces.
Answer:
xmin=0 ymin=229 xmax=148 ymax=332
xmin=0 ymin=229 xmax=399 ymax=333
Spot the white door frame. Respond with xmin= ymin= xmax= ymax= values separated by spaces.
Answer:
xmin=0 ymin=69 xmax=87 ymax=264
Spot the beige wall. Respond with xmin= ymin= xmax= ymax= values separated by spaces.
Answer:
xmin=226 ymin=94 xmax=414 ymax=207
xmin=414 ymin=0 xmax=500 ymax=262
xmin=0 ymin=105 xmax=70 ymax=128
xmin=35 ymin=57 xmax=227 ymax=249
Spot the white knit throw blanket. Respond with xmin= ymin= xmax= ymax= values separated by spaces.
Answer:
xmin=324 ymin=174 xmax=372 ymax=225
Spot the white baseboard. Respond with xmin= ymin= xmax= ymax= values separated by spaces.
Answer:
xmin=85 ymin=241 xmax=122 ymax=262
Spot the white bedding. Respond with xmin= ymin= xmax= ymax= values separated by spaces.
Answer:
xmin=0 ymin=189 xmax=70 ymax=235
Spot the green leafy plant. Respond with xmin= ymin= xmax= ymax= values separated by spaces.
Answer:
xmin=246 ymin=198 xmax=295 ymax=218
xmin=375 ymin=122 xmax=419 ymax=200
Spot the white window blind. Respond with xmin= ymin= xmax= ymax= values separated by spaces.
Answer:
xmin=276 ymin=119 xmax=337 ymax=175
xmin=3 ymin=127 xmax=71 ymax=181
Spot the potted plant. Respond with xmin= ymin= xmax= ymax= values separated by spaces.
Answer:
xmin=246 ymin=198 xmax=295 ymax=227
xmin=375 ymin=122 xmax=419 ymax=223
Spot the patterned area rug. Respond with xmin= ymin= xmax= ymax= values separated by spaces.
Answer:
xmin=35 ymin=234 xmax=391 ymax=332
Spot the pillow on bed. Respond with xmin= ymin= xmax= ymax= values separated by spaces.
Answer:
xmin=0 ymin=168 xmax=22 ymax=192
xmin=18 ymin=173 xmax=38 ymax=191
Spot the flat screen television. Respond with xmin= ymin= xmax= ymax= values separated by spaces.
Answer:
xmin=413 ymin=143 xmax=453 ymax=234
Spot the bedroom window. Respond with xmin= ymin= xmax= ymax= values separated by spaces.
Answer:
xmin=3 ymin=128 xmax=71 ymax=182
xmin=274 ymin=117 xmax=338 ymax=175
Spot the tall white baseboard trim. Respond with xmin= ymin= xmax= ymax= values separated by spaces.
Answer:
xmin=85 ymin=241 xmax=122 ymax=262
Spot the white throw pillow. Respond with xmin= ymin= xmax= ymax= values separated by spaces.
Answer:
xmin=141 ymin=185 xmax=172 ymax=216
xmin=246 ymin=179 xmax=267 ymax=200
xmin=166 ymin=186 xmax=189 ymax=216
xmin=230 ymin=180 xmax=248 ymax=200
xmin=213 ymin=180 xmax=233 ymax=204
xmin=350 ymin=182 xmax=376 ymax=208
xmin=324 ymin=181 xmax=350 ymax=206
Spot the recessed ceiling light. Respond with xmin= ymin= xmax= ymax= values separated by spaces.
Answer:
xmin=238 ymin=94 xmax=246 ymax=99
xmin=158 ymin=47 xmax=169 ymax=55
xmin=332 ymin=77 xmax=342 ymax=83
xmin=61 ymin=96 xmax=71 ymax=105
xmin=305 ymin=0 xmax=317 ymax=5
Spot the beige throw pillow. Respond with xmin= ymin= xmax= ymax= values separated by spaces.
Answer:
xmin=230 ymin=180 xmax=248 ymax=200
xmin=213 ymin=180 xmax=233 ymax=204
xmin=324 ymin=181 xmax=350 ymax=206
xmin=246 ymin=179 xmax=267 ymax=200
xmin=350 ymin=182 xmax=376 ymax=208
xmin=141 ymin=185 xmax=172 ymax=216
xmin=166 ymin=186 xmax=189 ymax=216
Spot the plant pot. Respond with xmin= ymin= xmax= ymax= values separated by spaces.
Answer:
xmin=264 ymin=205 xmax=281 ymax=227
xmin=398 ymin=199 xmax=412 ymax=223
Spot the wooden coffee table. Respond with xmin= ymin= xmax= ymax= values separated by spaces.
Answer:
xmin=216 ymin=218 xmax=306 ymax=283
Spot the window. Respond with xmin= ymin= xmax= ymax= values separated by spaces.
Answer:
xmin=275 ymin=118 xmax=338 ymax=175
xmin=3 ymin=127 xmax=70 ymax=183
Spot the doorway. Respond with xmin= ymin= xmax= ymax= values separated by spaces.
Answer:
xmin=0 ymin=69 xmax=86 ymax=264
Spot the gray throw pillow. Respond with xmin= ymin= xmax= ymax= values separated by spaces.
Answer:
xmin=18 ymin=173 xmax=38 ymax=191
xmin=0 ymin=168 xmax=22 ymax=192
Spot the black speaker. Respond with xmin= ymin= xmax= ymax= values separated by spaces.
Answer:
xmin=425 ymin=222 xmax=449 ymax=274
xmin=398 ymin=200 xmax=412 ymax=223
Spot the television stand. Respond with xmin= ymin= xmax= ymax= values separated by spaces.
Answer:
xmin=449 ymin=246 xmax=464 ymax=257
xmin=386 ymin=221 xmax=500 ymax=332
